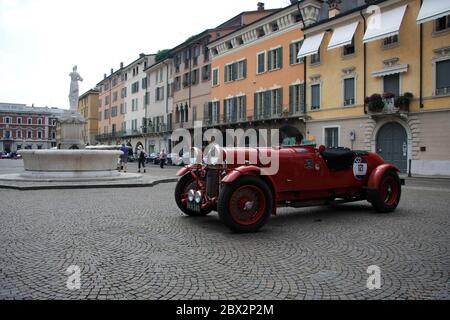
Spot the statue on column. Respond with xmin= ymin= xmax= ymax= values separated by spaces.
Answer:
xmin=68 ymin=65 xmax=83 ymax=111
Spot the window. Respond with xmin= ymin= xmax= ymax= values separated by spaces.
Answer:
xmin=4 ymin=130 xmax=11 ymax=139
xmin=224 ymin=64 xmax=233 ymax=83
xmin=237 ymin=96 xmax=246 ymax=122
xmin=435 ymin=15 xmax=450 ymax=32
xmin=212 ymin=68 xmax=219 ymax=86
xmin=192 ymin=106 xmax=197 ymax=123
xmin=132 ymin=119 xmax=138 ymax=131
xmin=17 ymin=117 xmax=22 ymax=124
xmin=121 ymin=87 xmax=127 ymax=98
xmin=211 ymin=101 xmax=220 ymax=124
xmin=113 ymin=91 xmax=118 ymax=102
xmin=111 ymin=106 xmax=118 ymax=117
xmin=131 ymin=82 xmax=139 ymax=94
xmin=383 ymin=74 xmax=400 ymax=97
xmin=254 ymin=89 xmax=282 ymax=119
xmin=174 ymin=76 xmax=181 ymax=91
xmin=37 ymin=130 xmax=43 ymax=140
xmin=16 ymin=130 xmax=22 ymax=138
xmin=310 ymin=48 xmax=321 ymax=65
xmin=344 ymin=78 xmax=356 ymax=106
xmin=257 ymin=52 xmax=266 ymax=74
xmin=156 ymin=87 xmax=165 ymax=101
xmin=104 ymin=96 xmax=110 ymax=105
xmin=121 ymin=122 xmax=126 ymax=132
xmin=236 ymin=60 xmax=247 ymax=80
xmin=324 ymin=127 xmax=339 ymax=148
xmin=191 ymin=69 xmax=199 ymax=85
xmin=27 ymin=130 xmax=33 ymax=139
xmin=4 ymin=117 xmax=11 ymax=124
xmin=383 ymin=35 xmax=399 ymax=47
xmin=112 ymin=124 xmax=116 ymax=134
xmin=343 ymin=37 xmax=355 ymax=56
xmin=268 ymin=47 xmax=283 ymax=71
xmin=142 ymin=77 xmax=148 ymax=90
xmin=104 ymin=109 xmax=110 ymax=119
xmin=271 ymin=22 xmax=279 ymax=32
xmin=168 ymin=83 xmax=174 ymax=98
xmin=224 ymin=98 xmax=237 ymax=123
xmin=51 ymin=131 xmax=56 ymax=140
xmin=436 ymin=59 xmax=450 ymax=95
xmin=290 ymin=41 xmax=304 ymax=65
xmin=112 ymin=78 xmax=118 ymax=87
xmin=37 ymin=118 xmax=42 ymax=125
xmin=311 ymin=84 xmax=321 ymax=110
xmin=132 ymin=98 xmax=139 ymax=112
xmin=236 ymin=36 xmax=244 ymax=46
xmin=226 ymin=41 xmax=233 ymax=50
xmin=289 ymin=84 xmax=305 ymax=115
xmin=183 ymin=73 xmax=191 ymax=87
xmin=202 ymin=64 xmax=211 ymax=81
xmin=257 ymin=27 xmax=265 ymax=38
xmin=28 ymin=118 xmax=32 ymax=125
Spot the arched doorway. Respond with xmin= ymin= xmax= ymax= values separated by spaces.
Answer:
xmin=376 ymin=122 xmax=408 ymax=173
xmin=279 ymin=125 xmax=304 ymax=146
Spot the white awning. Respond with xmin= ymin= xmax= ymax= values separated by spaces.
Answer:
xmin=363 ymin=5 xmax=408 ymax=43
xmin=328 ymin=21 xmax=359 ymax=50
xmin=417 ymin=0 xmax=450 ymax=24
xmin=297 ymin=32 xmax=325 ymax=59
xmin=372 ymin=64 xmax=409 ymax=78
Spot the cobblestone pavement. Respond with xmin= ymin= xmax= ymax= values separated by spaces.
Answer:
xmin=0 ymin=179 xmax=449 ymax=300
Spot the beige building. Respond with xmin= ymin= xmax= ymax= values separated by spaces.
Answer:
xmin=78 ymin=89 xmax=100 ymax=145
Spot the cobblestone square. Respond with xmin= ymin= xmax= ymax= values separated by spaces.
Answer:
xmin=0 ymin=161 xmax=449 ymax=300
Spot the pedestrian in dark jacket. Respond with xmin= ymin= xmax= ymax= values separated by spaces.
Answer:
xmin=119 ymin=144 xmax=129 ymax=173
xmin=160 ymin=150 xmax=166 ymax=169
xmin=137 ymin=146 xmax=146 ymax=173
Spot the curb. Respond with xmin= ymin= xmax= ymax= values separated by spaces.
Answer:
xmin=0 ymin=178 xmax=179 ymax=191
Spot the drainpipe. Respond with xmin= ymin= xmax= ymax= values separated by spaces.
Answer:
xmin=297 ymin=2 xmax=308 ymax=136
xmin=360 ymin=9 xmax=367 ymax=114
xmin=419 ymin=0 xmax=424 ymax=109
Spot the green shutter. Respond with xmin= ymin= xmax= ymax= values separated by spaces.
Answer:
xmin=243 ymin=60 xmax=247 ymax=79
xmin=278 ymin=88 xmax=283 ymax=116
xmin=289 ymin=86 xmax=294 ymax=115
xmin=254 ymin=93 xmax=258 ymax=119
xmin=268 ymin=51 xmax=273 ymax=71
xmin=278 ymin=47 xmax=283 ymax=69
xmin=289 ymin=43 xmax=294 ymax=65
xmin=300 ymin=84 xmax=305 ymax=113
xmin=264 ymin=91 xmax=271 ymax=117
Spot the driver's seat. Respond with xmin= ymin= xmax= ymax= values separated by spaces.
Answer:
xmin=321 ymin=147 xmax=355 ymax=171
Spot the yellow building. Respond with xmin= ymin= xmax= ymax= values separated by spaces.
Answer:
xmin=297 ymin=0 xmax=450 ymax=175
xmin=78 ymin=89 xmax=99 ymax=145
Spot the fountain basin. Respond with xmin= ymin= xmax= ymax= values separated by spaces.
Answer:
xmin=19 ymin=150 xmax=123 ymax=180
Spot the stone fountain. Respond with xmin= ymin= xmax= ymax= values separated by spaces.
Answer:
xmin=17 ymin=66 xmax=129 ymax=182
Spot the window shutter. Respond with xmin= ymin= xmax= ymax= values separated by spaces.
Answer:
xmin=217 ymin=101 xmax=221 ymax=123
xmin=289 ymin=86 xmax=294 ymax=115
xmin=278 ymin=88 xmax=283 ymax=115
xmin=242 ymin=96 xmax=247 ymax=119
xmin=278 ymin=47 xmax=283 ymax=69
xmin=268 ymin=51 xmax=273 ymax=71
xmin=224 ymin=66 xmax=227 ymax=82
xmin=232 ymin=97 xmax=238 ymax=123
xmin=264 ymin=91 xmax=271 ymax=117
xmin=289 ymin=43 xmax=294 ymax=65
xmin=254 ymin=93 xmax=258 ymax=119
xmin=300 ymin=84 xmax=305 ymax=113
xmin=243 ymin=60 xmax=247 ymax=79
xmin=232 ymin=63 xmax=237 ymax=81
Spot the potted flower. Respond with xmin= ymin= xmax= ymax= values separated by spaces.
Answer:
xmin=382 ymin=92 xmax=395 ymax=99
xmin=394 ymin=92 xmax=413 ymax=111
xmin=366 ymin=93 xmax=384 ymax=113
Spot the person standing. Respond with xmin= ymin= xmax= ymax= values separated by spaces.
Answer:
xmin=119 ymin=144 xmax=129 ymax=173
xmin=159 ymin=150 xmax=167 ymax=169
xmin=137 ymin=146 xmax=146 ymax=173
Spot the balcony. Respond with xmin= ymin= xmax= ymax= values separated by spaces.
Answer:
xmin=435 ymin=86 xmax=450 ymax=96
xmin=366 ymin=93 xmax=412 ymax=116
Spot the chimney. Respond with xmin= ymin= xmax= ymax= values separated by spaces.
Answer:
xmin=327 ymin=0 xmax=342 ymax=18
xmin=110 ymin=68 xmax=114 ymax=74
xmin=120 ymin=62 xmax=124 ymax=69
xmin=298 ymin=0 xmax=323 ymax=27
xmin=139 ymin=53 xmax=145 ymax=58
xmin=257 ymin=2 xmax=264 ymax=11
xmin=104 ymin=73 xmax=107 ymax=79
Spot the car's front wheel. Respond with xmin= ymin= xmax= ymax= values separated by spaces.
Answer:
xmin=175 ymin=174 xmax=212 ymax=217
xmin=218 ymin=176 xmax=273 ymax=233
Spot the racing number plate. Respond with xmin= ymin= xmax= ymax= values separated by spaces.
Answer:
xmin=187 ymin=202 xmax=201 ymax=212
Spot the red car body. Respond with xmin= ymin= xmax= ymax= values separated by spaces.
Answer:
xmin=175 ymin=145 xmax=403 ymax=233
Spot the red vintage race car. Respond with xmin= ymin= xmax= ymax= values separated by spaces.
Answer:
xmin=175 ymin=145 xmax=404 ymax=233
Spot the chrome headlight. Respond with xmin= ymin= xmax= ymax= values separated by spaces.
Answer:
xmin=194 ymin=191 xmax=202 ymax=204
xmin=188 ymin=189 xmax=195 ymax=202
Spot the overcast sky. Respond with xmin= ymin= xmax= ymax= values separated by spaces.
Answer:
xmin=0 ymin=0 xmax=294 ymax=109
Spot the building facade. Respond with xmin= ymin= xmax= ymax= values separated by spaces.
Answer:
xmin=121 ymin=54 xmax=156 ymax=153
xmin=0 ymin=103 xmax=64 ymax=153
xmin=78 ymin=89 xmax=99 ymax=145
xmin=144 ymin=58 xmax=174 ymax=154
xmin=96 ymin=64 xmax=127 ymax=145
xmin=208 ymin=3 xmax=307 ymax=146
xmin=171 ymin=5 xmax=277 ymax=146
xmin=297 ymin=0 xmax=450 ymax=175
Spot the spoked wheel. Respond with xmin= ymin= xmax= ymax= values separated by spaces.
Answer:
xmin=218 ymin=176 xmax=273 ymax=233
xmin=174 ymin=174 xmax=212 ymax=217
xmin=370 ymin=171 xmax=402 ymax=213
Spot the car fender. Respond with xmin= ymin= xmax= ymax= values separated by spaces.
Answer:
xmin=367 ymin=164 xmax=400 ymax=190
xmin=176 ymin=165 xmax=194 ymax=177
xmin=222 ymin=165 xmax=278 ymax=215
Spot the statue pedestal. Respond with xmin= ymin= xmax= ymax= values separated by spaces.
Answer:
xmin=57 ymin=111 xmax=86 ymax=149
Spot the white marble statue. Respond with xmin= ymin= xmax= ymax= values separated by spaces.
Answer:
xmin=68 ymin=65 xmax=83 ymax=111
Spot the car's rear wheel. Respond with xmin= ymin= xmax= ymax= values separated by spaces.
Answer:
xmin=175 ymin=174 xmax=212 ymax=217
xmin=218 ymin=176 xmax=273 ymax=233
xmin=370 ymin=170 xmax=401 ymax=213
